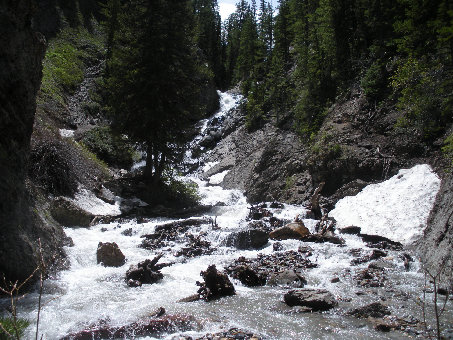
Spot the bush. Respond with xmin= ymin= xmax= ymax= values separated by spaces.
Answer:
xmin=361 ymin=59 xmax=388 ymax=100
xmin=0 ymin=317 xmax=30 ymax=340
xmin=442 ymin=133 xmax=453 ymax=168
xmin=80 ymin=127 xmax=134 ymax=169
xmin=29 ymin=140 xmax=79 ymax=197
xmin=166 ymin=179 xmax=200 ymax=207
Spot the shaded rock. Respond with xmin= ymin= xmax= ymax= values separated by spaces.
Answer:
xmin=230 ymin=265 xmax=266 ymax=287
xmin=197 ymin=265 xmax=236 ymax=301
xmin=181 ymin=328 xmax=263 ymax=340
xmin=267 ymin=270 xmax=306 ymax=288
xmin=225 ymin=229 xmax=269 ymax=249
xmin=331 ymin=277 xmax=340 ymax=283
xmin=359 ymin=233 xmax=403 ymax=250
xmin=373 ymin=319 xmax=394 ymax=332
xmin=248 ymin=205 xmax=273 ymax=220
xmin=59 ymin=314 xmax=199 ymax=340
xmin=301 ymin=234 xmax=345 ymax=245
xmin=269 ymin=221 xmax=310 ymax=240
xmin=121 ymin=228 xmax=133 ymax=236
xmin=126 ymin=254 xmax=172 ymax=287
xmin=351 ymin=249 xmax=387 ymax=265
xmin=96 ymin=242 xmax=125 ymax=267
xmin=50 ymin=197 xmax=95 ymax=227
xmin=348 ymin=302 xmax=391 ymax=318
xmin=354 ymin=268 xmax=386 ymax=287
xmin=273 ymin=242 xmax=283 ymax=251
xmin=94 ymin=185 xmax=116 ymax=205
xmin=176 ymin=234 xmax=215 ymax=258
xmin=284 ymin=289 xmax=338 ymax=311
xmin=339 ymin=226 xmax=361 ymax=235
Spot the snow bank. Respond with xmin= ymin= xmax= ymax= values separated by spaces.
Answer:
xmin=330 ymin=164 xmax=440 ymax=245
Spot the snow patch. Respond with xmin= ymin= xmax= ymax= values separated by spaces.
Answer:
xmin=209 ymin=170 xmax=229 ymax=185
xmin=330 ymin=164 xmax=440 ymax=245
xmin=59 ymin=129 xmax=75 ymax=138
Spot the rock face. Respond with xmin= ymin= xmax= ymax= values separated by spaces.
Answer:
xmin=284 ymin=289 xmax=338 ymax=311
xmin=0 ymin=1 xmax=69 ymax=284
xmin=97 ymin=242 xmax=126 ymax=267
xmin=50 ymin=197 xmax=95 ymax=227
xmin=418 ymin=172 xmax=453 ymax=279
xmin=269 ymin=222 xmax=310 ymax=240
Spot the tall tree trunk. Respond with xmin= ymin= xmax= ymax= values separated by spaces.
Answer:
xmin=144 ymin=143 xmax=154 ymax=179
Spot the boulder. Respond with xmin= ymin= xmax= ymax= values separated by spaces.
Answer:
xmin=284 ymin=289 xmax=338 ymax=311
xmin=267 ymin=270 xmax=306 ymax=288
xmin=301 ymin=234 xmax=345 ymax=245
xmin=97 ymin=242 xmax=126 ymax=267
xmin=269 ymin=221 xmax=310 ymax=240
xmin=230 ymin=265 xmax=266 ymax=287
xmin=50 ymin=197 xmax=95 ymax=227
xmin=197 ymin=265 xmax=236 ymax=301
xmin=225 ymin=229 xmax=269 ymax=249
xmin=347 ymin=302 xmax=391 ymax=319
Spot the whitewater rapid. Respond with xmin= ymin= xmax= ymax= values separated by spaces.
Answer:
xmin=4 ymin=92 xmax=449 ymax=340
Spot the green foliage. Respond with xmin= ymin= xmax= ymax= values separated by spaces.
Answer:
xmin=166 ymin=179 xmax=201 ymax=206
xmin=310 ymin=132 xmax=343 ymax=163
xmin=40 ymin=25 xmax=104 ymax=105
xmin=0 ymin=317 xmax=30 ymax=340
xmin=361 ymin=60 xmax=389 ymax=100
xmin=284 ymin=175 xmax=296 ymax=191
xmin=80 ymin=127 xmax=134 ymax=169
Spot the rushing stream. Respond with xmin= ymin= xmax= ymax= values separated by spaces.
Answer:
xmin=5 ymin=92 xmax=452 ymax=339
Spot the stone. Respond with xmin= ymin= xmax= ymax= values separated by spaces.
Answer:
xmin=97 ymin=242 xmax=126 ymax=267
xmin=230 ymin=265 xmax=266 ymax=287
xmin=269 ymin=221 xmax=310 ymax=240
xmin=225 ymin=229 xmax=269 ymax=249
xmin=267 ymin=270 xmax=307 ymax=288
xmin=359 ymin=233 xmax=403 ymax=250
xmin=284 ymin=289 xmax=338 ymax=311
xmin=348 ymin=302 xmax=391 ymax=318
xmin=197 ymin=265 xmax=236 ymax=301
xmin=59 ymin=314 xmax=199 ymax=340
xmin=301 ymin=234 xmax=345 ymax=245
xmin=126 ymin=254 xmax=172 ymax=286
xmin=50 ymin=197 xmax=95 ymax=227
xmin=339 ymin=226 xmax=362 ymax=235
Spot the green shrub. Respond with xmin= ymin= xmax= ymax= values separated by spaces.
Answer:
xmin=166 ymin=178 xmax=200 ymax=206
xmin=442 ymin=133 xmax=453 ymax=168
xmin=0 ymin=317 xmax=30 ymax=340
xmin=361 ymin=59 xmax=388 ymax=100
xmin=80 ymin=127 xmax=134 ymax=169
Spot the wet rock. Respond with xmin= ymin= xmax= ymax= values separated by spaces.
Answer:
xmin=373 ymin=319 xmax=394 ymax=332
xmin=176 ymin=233 xmax=215 ymax=258
xmin=225 ymin=229 xmax=269 ymax=249
xmin=126 ymin=254 xmax=172 ymax=287
xmin=359 ymin=233 xmax=403 ymax=250
xmin=284 ymin=289 xmax=338 ymax=311
xmin=339 ymin=226 xmax=362 ymax=235
xmin=196 ymin=265 xmax=236 ymax=301
xmin=348 ymin=302 xmax=391 ymax=318
xmin=50 ymin=197 xmax=95 ymax=227
xmin=94 ymin=185 xmax=116 ymax=205
xmin=301 ymin=233 xmax=345 ymax=245
xmin=96 ymin=242 xmax=126 ymax=267
xmin=225 ymin=251 xmax=317 ymax=288
xmin=351 ymin=249 xmax=387 ymax=265
xmin=269 ymin=221 xmax=310 ymax=240
xmin=121 ymin=228 xmax=133 ymax=236
xmin=59 ymin=314 xmax=199 ymax=340
xmin=273 ymin=242 xmax=283 ymax=251
xmin=182 ymin=328 xmax=262 ymax=340
xmin=354 ymin=268 xmax=386 ymax=287
xmin=269 ymin=202 xmax=284 ymax=209
xmin=331 ymin=277 xmax=340 ymax=283
xmin=267 ymin=270 xmax=307 ymax=288
xmin=248 ymin=205 xmax=273 ymax=220
xmin=230 ymin=265 xmax=267 ymax=287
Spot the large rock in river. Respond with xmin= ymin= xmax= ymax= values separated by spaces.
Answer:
xmin=97 ymin=242 xmax=126 ymax=267
xmin=284 ymin=288 xmax=338 ymax=311
xmin=50 ymin=197 xmax=95 ymax=227
xmin=269 ymin=221 xmax=310 ymax=240
xmin=225 ymin=229 xmax=269 ymax=249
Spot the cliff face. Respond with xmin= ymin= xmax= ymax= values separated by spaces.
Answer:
xmin=0 ymin=1 xmax=67 ymax=283
xmin=419 ymin=172 xmax=453 ymax=278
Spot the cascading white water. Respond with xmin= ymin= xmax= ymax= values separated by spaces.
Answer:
xmin=4 ymin=92 xmax=450 ymax=340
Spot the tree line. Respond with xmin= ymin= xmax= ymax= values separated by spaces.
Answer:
xmin=101 ymin=0 xmax=453 ymax=186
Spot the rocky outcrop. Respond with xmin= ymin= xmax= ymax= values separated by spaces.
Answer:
xmin=418 ymin=172 xmax=453 ymax=279
xmin=0 ymin=1 xmax=69 ymax=284
xmin=50 ymin=197 xmax=95 ymax=227
xmin=96 ymin=242 xmax=126 ymax=267
xmin=284 ymin=289 xmax=338 ymax=311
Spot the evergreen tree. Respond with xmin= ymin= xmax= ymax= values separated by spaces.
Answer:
xmin=105 ymin=0 xmax=203 ymax=185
